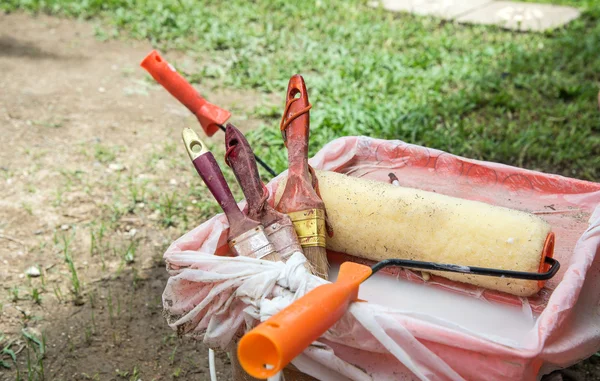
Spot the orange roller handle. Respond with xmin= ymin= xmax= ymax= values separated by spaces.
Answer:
xmin=140 ymin=50 xmax=231 ymax=137
xmin=237 ymin=262 xmax=372 ymax=379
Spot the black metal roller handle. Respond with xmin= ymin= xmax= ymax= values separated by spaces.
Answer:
xmin=370 ymin=256 xmax=560 ymax=281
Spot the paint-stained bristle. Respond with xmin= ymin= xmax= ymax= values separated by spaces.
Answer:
xmin=303 ymin=246 xmax=329 ymax=280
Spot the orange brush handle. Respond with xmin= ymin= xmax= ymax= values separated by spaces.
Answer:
xmin=237 ymin=262 xmax=372 ymax=379
xmin=140 ymin=50 xmax=231 ymax=137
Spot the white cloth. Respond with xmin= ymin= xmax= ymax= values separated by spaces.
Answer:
xmin=163 ymin=251 xmax=463 ymax=380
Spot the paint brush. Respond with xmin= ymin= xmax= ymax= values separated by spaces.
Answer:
xmin=182 ymin=128 xmax=280 ymax=261
xmin=276 ymin=75 xmax=329 ymax=279
xmin=224 ymin=123 xmax=303 ymax=261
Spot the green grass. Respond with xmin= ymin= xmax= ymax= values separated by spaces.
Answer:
xmin=2 ymin=0 xmax=599 ymax=180
xmin=93 ymin=144 xmax=118 ymax=164
xmin=29 ymin=287 xmax=42 ymax=305
xmin=21 ymin=328 xmax=46 ymax=381
xmin=1 ymin=333 xmax=17 ymax=370
xmin=9 ymin=286 xmax=20 ymax=302
xmin=59 ymin=233 xmax=83 ymax=305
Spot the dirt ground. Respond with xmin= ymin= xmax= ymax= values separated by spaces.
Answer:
xmin=0 ymin=11 xmax=264 ymax=380
xmin=0 ymin=11 xmax=598 ymax=381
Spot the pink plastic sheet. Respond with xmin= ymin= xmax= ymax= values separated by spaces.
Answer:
xmin=164 ymin=136 xmax=600 ymax=380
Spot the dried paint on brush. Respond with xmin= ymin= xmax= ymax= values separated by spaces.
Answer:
xmin=276 ymin=75 xmax=329 ymax=279
xmin=182 ymin=128 xmax=279 ymax=261
xmin=225 ymin=123 xmax=302 ymax=260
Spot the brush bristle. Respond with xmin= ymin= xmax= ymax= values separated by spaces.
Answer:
xmin=303 ymin=246 xmax=329 ymax=280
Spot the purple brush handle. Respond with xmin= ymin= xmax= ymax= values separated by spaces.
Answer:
xmin=192 ymin=152 xmax=259 ymax=237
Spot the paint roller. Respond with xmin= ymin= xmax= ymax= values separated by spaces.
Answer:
xmin=275 ymin=169 xmax=556 ymax=296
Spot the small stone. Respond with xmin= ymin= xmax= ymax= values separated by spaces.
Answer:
xmin=136 ymin=202 xmax=145 ymax=209
xmin=169 ymin=179 xmax=177 ymax=186
xmin=186 ymin=206 xmax=193 ymax=212
xmin=191 ymin=199 xmax=197 ymax=204
xmin=61 ymin=224 xmax=70 ymax=231
xmin=148 ymin=210 xmax=161 ymax=221
xmin=19 ymin=274 xmax=24 ymax=279
xmin=98 ymin=87 xmax=106 ymax=93
xmin=6 ymin=178 xmax=13 ymax=185
xmin=25 ymin=266 xmax=41 ymax=277
xmin=34 ymin=230 xmax=43 ymax=235
xmin=129 ymin=229 xmax=137 ymax=237
xmin=108 ymin=163 xmax=125 ymax=172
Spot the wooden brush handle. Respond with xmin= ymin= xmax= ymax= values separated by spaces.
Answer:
xmin=192 ymin=152 xmax=259 ymax=237
xmin=285 ymin=75 xmax=311 ymax=180
xmin=278 ymin=75 xmax=324 ymax=213
xmin=225 ymin=123 xmax=266 ymax=220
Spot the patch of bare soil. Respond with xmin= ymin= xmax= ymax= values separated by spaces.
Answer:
xmin=0 ymin=10 xmax=597 ymax=381
xmin=0 ymin=11 xmax=273 ymax=380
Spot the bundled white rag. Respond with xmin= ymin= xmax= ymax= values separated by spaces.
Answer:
xmin=163 ymin=251 xmax=463 ymax=381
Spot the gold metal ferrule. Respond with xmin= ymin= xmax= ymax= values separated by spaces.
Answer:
xmin=287 ymin=209 xmax=326 ymax=248
xmin=228 ymin=225 xmax=277 ymax=259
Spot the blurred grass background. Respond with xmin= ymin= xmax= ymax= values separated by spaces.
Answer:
xmin=2 ymin=0 xmax=599 ymax=180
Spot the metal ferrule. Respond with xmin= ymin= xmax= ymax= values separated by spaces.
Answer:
xmin=288 ymin=209 xmax=327 ymax=248
xmin=228 ymin=225 xmax=277 ymax=259
xmin=265 ymin=220 xmax=304 ymax=260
